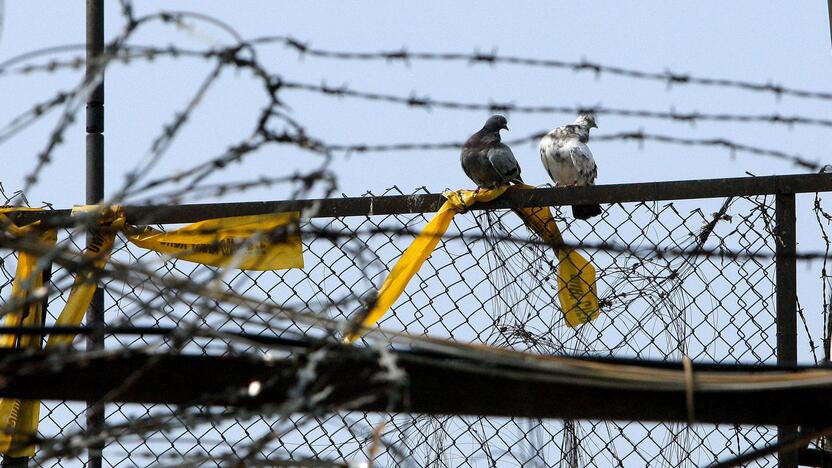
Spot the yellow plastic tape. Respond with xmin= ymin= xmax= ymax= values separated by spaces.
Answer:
xmin=125 ymin=212 xmax=303 ymax=271
xmin=510 ymin=187 xmax=599 ymax=327
xmin=0 ymin=208 xmax=49 ymax=239
xmin=556 ymin=250 xmax=600 ymax=326
xmin=0 ymin=216 xmax=56 ymax=457
xmin=345 ymin=185 xmax=600 ymax=342
xmin=45 ymin=206 xmax=123 ymax=347
xmin=344 ymin=187 xmax=508 ymax=343
xmin=46 ymin=229 xmax=117 ymax=348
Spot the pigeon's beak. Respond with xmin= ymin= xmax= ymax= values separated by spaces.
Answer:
xmin=590 ymin=123 xmax=597 ymax=129
xmin=502 ymin=124 xmax=509 ymax=131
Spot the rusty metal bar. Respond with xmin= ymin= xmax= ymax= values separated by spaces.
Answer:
xmin=12 ymin=173 xmax=832 ymax=226
xmin=1 ymin=348 xmax=832 ymax=427
xmin=122 ymin=173 xmax=832 ymax=224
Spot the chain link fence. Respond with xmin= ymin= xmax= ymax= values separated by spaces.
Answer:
xmin=0 ymin=185 xmax=817 ymax=467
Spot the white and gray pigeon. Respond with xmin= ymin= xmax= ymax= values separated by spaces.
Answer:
xmin=539 ymin=113 xmax=602 ymax=220
xmin=460 ymin=115 xmax=524 ymax=189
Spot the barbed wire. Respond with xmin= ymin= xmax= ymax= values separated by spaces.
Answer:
xmin=0 ymin=44 xmax=87 ymax=73
xmin=593 ymin=131 xmax=821 ymax=170
xmin=275 ymin=78 xmax=832 ymax=129
xmin=303 ymin=223 xmax=824 ymax=263
xmin=0 ymin=91 xmax=71 ymax=144
xmin=124 ymin=127 xmax=820 ymax=199
xmin=1 ymin=23 xmax=826 ymax=203
xmin=316 ymin=129 xmax=821 ymax=170
xmin=128 ymin=169 xmax=338 ymax=206
xmin=249 ymin=34 xmax=832 ymax=103
xmin=5 ymin=33 xmax=832 ymax=105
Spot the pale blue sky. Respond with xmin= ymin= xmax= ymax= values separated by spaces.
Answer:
xmin=1 ymin=1 xmax=831 ymax=363
xmin=1 ymin=2 xmax=830 ymax=204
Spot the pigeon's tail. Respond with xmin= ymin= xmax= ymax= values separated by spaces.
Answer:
xmin=572 ymin=204 xmax=602 ymax=220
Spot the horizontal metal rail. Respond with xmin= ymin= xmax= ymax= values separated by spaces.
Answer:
xmin=12 ymin=173 xmax=832 ymax=226
xmin=1 ymin=346 xmax=832 ymax=426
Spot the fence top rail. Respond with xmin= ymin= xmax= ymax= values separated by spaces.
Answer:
xmin=13 ymin=173 xmax=832 ymax=226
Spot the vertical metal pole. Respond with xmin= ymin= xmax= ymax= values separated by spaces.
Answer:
xmin=775 ymin=192 xmax=797 ymax=468
xmin=85 ymin=1 xmax=104 ymax=468
xmin=828 ymin=0 xmax=832 ymax=49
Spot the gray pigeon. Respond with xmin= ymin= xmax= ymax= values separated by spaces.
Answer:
xmin=460 ymin=115 xmax=524 ymax=189
xmin=539 ymin=112 xmax=602 ymax=220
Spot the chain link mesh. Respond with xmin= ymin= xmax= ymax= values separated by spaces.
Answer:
xmin=0 ymin=187 xmax=805 ymax=467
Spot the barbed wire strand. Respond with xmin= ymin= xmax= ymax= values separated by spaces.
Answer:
xmin=251 ymin=34 xmax=832 ymax=103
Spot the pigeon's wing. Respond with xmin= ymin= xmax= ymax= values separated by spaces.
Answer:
xmin=540 ymin=131 xmax=580 ymax=185
xmin=487 ymin=143 xmax=523 ymax=183
xmin=568 ymin=142 xmax=598 ymax=186
xmin=538 ymin=134 xmax=559 ymax=182
xmin=460 ymin=147 xmax=477 ymax=181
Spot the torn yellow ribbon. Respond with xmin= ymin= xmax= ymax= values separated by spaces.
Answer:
xmin=510 ymin=186 xmax=599 ymax=327
xmin=345 ymin=185 xmax=599 ymax=343
xmin=46 ymin=207 xmax=303 ymax=344
xmin=46 ymin=206 xmax=123 ymax=347
xmin=0 ymin=210 xmax=56 ymax=457
xmin=125 ymin=212 xmax=303 ymax=271
xmin=345 ymin=187 xmax=509 ymax=342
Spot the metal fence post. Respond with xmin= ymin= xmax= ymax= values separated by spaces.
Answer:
xmin=85 ymin=1 xmax=105 ymax=467
xmin=827 ymin=0 xmax=832 ymax=49
xmin=776 ymin=192 xmax=797 ymax=468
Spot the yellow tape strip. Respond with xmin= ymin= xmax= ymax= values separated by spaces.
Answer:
xmin=510 ymin=185 xmax=599 ymax=327
xmin=125 ymin=212 xmax=303 ymax=271
xmin=46 ymin=230 xmax=117 ymax=347
xmin=344 ymin=187 xmax=507 ymax=343
xmin=346 ymin=185 xmax=600 ymax=342
xmin=0 ymin=214 xmax=56 ymax=457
